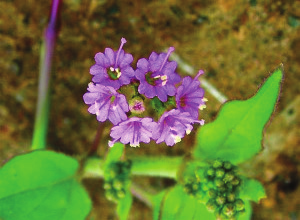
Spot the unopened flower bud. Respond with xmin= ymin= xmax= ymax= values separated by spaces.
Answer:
xmin=216 ymin=168 xmax=225 ymax=178
xmin=104 ymin=182 xmax=112 ymax=190
xmin=223 ymin=161 xmax=233 ymax=170
xmin=216 ymin=195 xmax=226 ymax=205
xmin=117 ymin=189 xmax=126 ymax=199
xmin=222 ymin=203 xmax=236 ymax=218
xmin=235 ymin=199 xmax=245 ymax=211
xmin=223 ymin=172 xmax=235 ymax=183
xmin=227 ymin=192 xmax=236 ymax=202
xmin=113 ymin=180 xmax=123 ymax=190
xmin=208 ymin=189 xmax=217 ymax=198
xmin=206 ymin=199 xmax=218 ymax=212
xmin=213 ymin=160 xmax=223 ymax=169
xmin=231 ymin=177 xmax=240 ymax=186
xmin=215 ymin=178 xmax=224 ymax=188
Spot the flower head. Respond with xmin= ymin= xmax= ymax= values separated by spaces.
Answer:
xmin=176 ymin=70 xmax=206 ymax=119
xmin=83 ymin=83 xmax=129 ymax=125
xmin=90 ymin=38 xmax=135 ymax=89
xmin=135 ymin=47 xmax=181 ymax=102
xmin=152 ymin=109 xmax=204 ymax=146
xmin=109 ymin=117 xmax=157 ymax=147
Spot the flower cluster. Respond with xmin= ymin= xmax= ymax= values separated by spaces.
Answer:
xmin=83 ymin=38 xmax=206 ymax=147
xmin=183 ymin=160 xmax=245 ymax=220
xmin=103 ymin=160 xmax=132 ymax=203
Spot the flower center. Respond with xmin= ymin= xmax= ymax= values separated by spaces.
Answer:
xmin=108 ymin=67 xmax=121 ymax=80
xmin=145 ymin=72 xmax=168 ymax=86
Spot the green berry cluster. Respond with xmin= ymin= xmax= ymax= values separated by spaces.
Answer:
xmin=183 ymin=160 xmax=245 ymax=220
xmin=103 ymin=160 xmax=132 ymax=203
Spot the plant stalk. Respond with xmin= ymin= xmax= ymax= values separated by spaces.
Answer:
xmin=31 ymin=0 xmax=61 ymax=150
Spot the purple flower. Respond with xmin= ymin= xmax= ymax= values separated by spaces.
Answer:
xmin=135 ymin=47 xmax=181 ymax=102
xmin=90 ymin=38 xmax=135 ymax=89
xmin=109 ymin=117 xmax=157 ymax=147
xmin=83 ymin=83 xmax=129 ymax=125
xmin=176 ymin=70 xmax=206 ymax=119
xmin=152 ymin=109 xmax=204 ymax=146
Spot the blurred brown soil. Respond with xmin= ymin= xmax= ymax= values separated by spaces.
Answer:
xmin=0 ymin=0 xmax=299 ymax=219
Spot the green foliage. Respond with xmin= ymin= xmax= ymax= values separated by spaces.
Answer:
xmin=103 ymin=143 xmax=132 ymax=219
xmin=104 ymin=142 xmax=125 ymax=166
xmin=239 ymin=178 xmax=266 ymax=203
xmin=0 ymin=150 xmax=91 ymax=220
xmin=117 ymin=191 xmax=133 ymax=220
xmin=194 ymin=66 xmax=283 ymax=164
xmin=153 ymin=185 xmax=252 ymax=220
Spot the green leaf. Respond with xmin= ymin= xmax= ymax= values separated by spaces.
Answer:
xmin=240 ymin=178 xmax=266 ymax=203
xmin=153 ymin=185 xmax=215 ymax=220
xmin=116 ymin=191 xmax=133 ymax=220
xmin=153 ymin=185 xmax=252 ymax=220
xmin=0 ymin=150 xmax=91 ymax=220
xmin=194 ymin=65 xmax=283 ymax=164
xmin=105 ymin=143 xmax=124 ymax=167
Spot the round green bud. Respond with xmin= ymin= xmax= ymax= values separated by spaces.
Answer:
xmin=117 ymin=189 xmax=126 ymax=199
xmin=223 ymin=172 xmax=235 ymax=183
xmin=104 ymin=182 xmax=112 ymax=190
xmin=201 ymin=183 xmax=209 ymax=191
xmin=208 ymin=189 xmax=217 ymax=198
xmin=194 ymin=183 xmax=201 ymax=190
xmin=215 ymin=178 xmax=224 ymax=188
xmin=227 ymin=192 xmax=236 ymax=202
xmin=109 ymin=170 xmax=117 ymax=178
xmin=215 ymin=168 xmax=225 ymax=178
xmin=206 ymin=168 xmax=215 ymax=178
xmin=235 ymin=199 xmax=245 ymax=211
xmin=105 ymin=191 xmax=115 ymax=202
xmin=231 ymin=177 xmax=240 ymax=186
xmin=216 ymin=195 xmax=226 ymax=205
xmin=213 ymin=160 xmax=223 ymax=169
xmin=113 ymin=180 xmax=123 ymax=190
xmin=223 ymin=161 xmax=233 ymax=170
xmin=206 ymin=199 xmax=218 ymax=212
xmin=222 ymin=203 xmax=236 ymax=218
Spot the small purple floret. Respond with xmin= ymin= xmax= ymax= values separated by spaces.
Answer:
xmin=90 ymin=38 xmax=135 ymax=89
xmin=109 ymin=117 xmax=157 ymax=147
xmin=152 ymin=109 xmax=204 ymax=146
xmin=176 ymin=70 xmax=206 ymax=119
xmin=135 ymin=47 xmax=181 ymax=102
xmin=83 ymin=83 xmax=129 ymax=125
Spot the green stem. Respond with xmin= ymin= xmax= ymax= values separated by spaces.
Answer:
xmin=82 ymin=156 xmax=183 ymax=179
xmin=31 ymin=0 xmax=61 ymax=150
xmin=130 ymin=156 xmax=182 ymax=179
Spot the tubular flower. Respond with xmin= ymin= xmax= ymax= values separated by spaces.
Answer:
xmin=135 ymin=47 xmax=181 ymax=102
xmin=108 ymin=117 xmax=157 ymax=147
xmin=176 ymin=70 xmax=206 ymax=119
xmin=153 ymin=109 xmax=204 ymax=146
xmin=90 ymin=38 xmax=135 ymax=89
xmin=83 ymin=83 xmax=129 ymax=125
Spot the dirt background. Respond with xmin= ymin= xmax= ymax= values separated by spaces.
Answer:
xmin=0 ymin=0 xmax=299 ymax=219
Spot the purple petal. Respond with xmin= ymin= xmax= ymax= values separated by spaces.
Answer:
xmin=104 ymin=48 xmax=115 ymax=66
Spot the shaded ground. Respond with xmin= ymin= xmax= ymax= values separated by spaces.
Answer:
xmin=0 ymin=0 xmax=299 ymax=219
